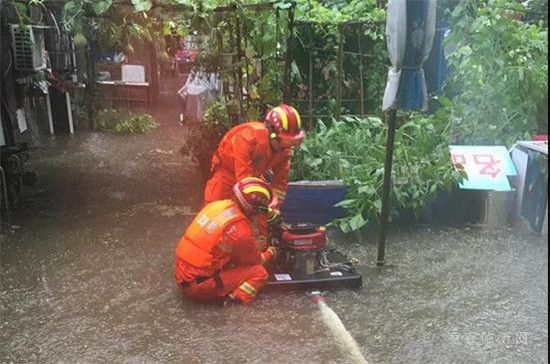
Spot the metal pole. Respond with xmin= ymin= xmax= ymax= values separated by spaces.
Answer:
xmin=0 ymin=167 xmax=11 ymax=225
xmin=335 ymin=24 xmax=344 ymax=120
xmin=243 ymin=20 xmax=251 ymax=102
xmin=377 ymin=108 xmax=397 ymax=266
xmin=259 ymin=17 xmax=265 ymax=79
xmin=65 ymin=91 xmax=74 ymax=134
xmin=308 ymin=24 xmax=314 ymax=128
xmin=235 ymin=16 xmax=244 ymax=119
xmin=283 ymin=6 xmax=294 ymax=103
xmin=46 ymin=92 xmax=55 ymax=135
xmin=358 ymin=25 xmax=365 ymax=116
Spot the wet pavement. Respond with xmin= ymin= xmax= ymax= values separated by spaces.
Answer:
xmin=1 ymin=109 xmax=548 ymax=363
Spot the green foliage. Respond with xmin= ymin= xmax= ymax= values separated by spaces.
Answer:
xmin=255 ymin=70 xmax=284 ymax=107
xmin=291 ymin=1 xmax=388 ymax=119
xmin=203 ymin=100 xmax=236 ymax=137
xmin=189 ymin=3 xmax=292 ymax=120
xmin=96 ymin=109 xmax=158 ymax=134
xmin=181 ymin=98 xmax=239 ymax=183
xmin=524 ymin=0 xmax=548 ymax=25
xmin=56 ymin=0 xmax=389 ymax=122
xmin=62 ymin=0 xmax=190 ymax=57
xmin=131 ymin=0 xmax=153 ymax=12
xmin=114 ymin=114 xmax=158 ymax=134
xmin=295 ymin=0 xmax=386 ymax=26
xmin=362 ymin=40 xmax=389 ymax=114
xmin=8 ymin=0 xmax=55 ymax=26
xmin=291 ymin=102 xmax=465 ymax=232
xmin=176 ymin=1 xmax=388 ymax=121
xmin=445 ymin=0 xmax=548 ymax=146
xmin=92 ymin=0 xmax=112 ymax=15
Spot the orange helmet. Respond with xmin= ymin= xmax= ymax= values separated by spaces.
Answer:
xmin=265 ymin=104 xmax=305 ymax=147
xmin=233 ymin=177 xmax=274 ymax=215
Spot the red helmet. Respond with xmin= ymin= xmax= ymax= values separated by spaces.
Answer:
xmin=233 ymin=177 xmax=274 ymax=215
xmin=265 ymin=104 xmax=306 ymax=147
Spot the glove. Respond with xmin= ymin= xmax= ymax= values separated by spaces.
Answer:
xmin=256 ymin=239 xmax=268 ymax=252
xmin=268 ymin=194 xmax=280 ymax=210
xmin=267 ymin=208 xmax=282 ymax=227
xmin=267 ymin=209 xmax=284 ymax=242
xmin=266 ymin=246 xmax=278 ymax=259
xmin=261 ymin=246 xmax=278 ymax=265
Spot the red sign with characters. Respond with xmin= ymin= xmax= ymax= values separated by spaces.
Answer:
xmin=449 ymin=146 xmax=516 ymax=191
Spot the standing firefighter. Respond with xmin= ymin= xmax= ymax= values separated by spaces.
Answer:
xmin=175 ymin=177 xmax=278 ymax=304
xmin=204 ymin=104 xmax=305 ymax=250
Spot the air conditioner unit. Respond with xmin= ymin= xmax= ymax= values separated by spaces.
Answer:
xmin=10 ymin=24 xmax=47 ymax=72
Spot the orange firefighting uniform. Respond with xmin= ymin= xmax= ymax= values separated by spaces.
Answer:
xmin=174 ymin=199 xmax=275 ymax=303
xmin=204 ymin=122 xmax=291 ymax=248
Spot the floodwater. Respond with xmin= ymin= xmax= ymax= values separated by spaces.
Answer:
xmin=1 ymin=109 xmax=548 ymax=363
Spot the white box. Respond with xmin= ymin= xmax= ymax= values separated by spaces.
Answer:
xmin=121 ymin=64 xmax=146 ymax=83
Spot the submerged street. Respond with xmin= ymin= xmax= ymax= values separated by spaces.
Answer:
xmin=1 ymin=112 xmax=547 ymax=363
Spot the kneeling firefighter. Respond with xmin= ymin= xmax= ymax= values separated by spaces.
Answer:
xmin=175 ymin=177 xmax=278 ymax=304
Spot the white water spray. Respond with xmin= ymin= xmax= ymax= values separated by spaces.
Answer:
xmin=310 ymin=291 xmax=369 ymax=364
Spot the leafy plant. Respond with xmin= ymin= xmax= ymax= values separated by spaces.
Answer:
xmin=291 ymin=1 xmax=388 ymax=120
xmin=524 ymin=0 xmax=548 ymax=25
xmin=62 ymin=0 xmax=193 ymax=60
xmin=295 ymin=0 xmax=386 ymax=26
xmin=291 ymin=101 xmax=465 ymax=232
xmin=197 ymin=3 xmax=291 ymax=118
xmin=445 ymin=0 xmax=548 ymax=146
xmin=96 ymin=108 xmax=158 ymax=134
xmin=180 ymin=98 xmax=239 ymax=184
xmin=203 ymin=99 xmax=236 ymax=137
xmin=114 ymin=114 xmax=157 ymax=134
xmin=55 ymin=0 xmax=390 ymax=125
xmin=255 ymin=70 xmax=284 ymax=107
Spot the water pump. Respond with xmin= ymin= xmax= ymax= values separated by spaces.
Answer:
xmin=265 ymin=223 xmax=362 ymax=291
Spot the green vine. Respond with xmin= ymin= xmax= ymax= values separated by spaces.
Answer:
xmin=291 ymin=98 xmax=466 ymax=232
xmin=445 ymin=0 xmax=548 ymax=145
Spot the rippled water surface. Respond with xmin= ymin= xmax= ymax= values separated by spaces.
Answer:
xmin=1 ymin=111 xmax=547 ymax=363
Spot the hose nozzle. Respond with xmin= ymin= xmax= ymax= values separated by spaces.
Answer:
xmin=306 ymin=290 xmax=325 ymax=303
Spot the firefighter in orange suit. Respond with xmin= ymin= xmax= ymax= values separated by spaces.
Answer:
xmin=203 ymin=104 xmax=305 ymax=250
xmin=175 ymin=177 xmax=278 ymax=304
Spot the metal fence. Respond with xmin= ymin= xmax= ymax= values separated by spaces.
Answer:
xmin=290 ymin=21 xmax=386 ymax=129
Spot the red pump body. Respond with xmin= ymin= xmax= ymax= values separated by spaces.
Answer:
xmin=281 ymin=225 xmax=326 ymax=251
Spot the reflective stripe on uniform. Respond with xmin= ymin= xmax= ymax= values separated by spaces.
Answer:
xmin=273 ymin=189 xmax=286 ymax=199
xmin=238 ymin=282 xmax=258 ymax=297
